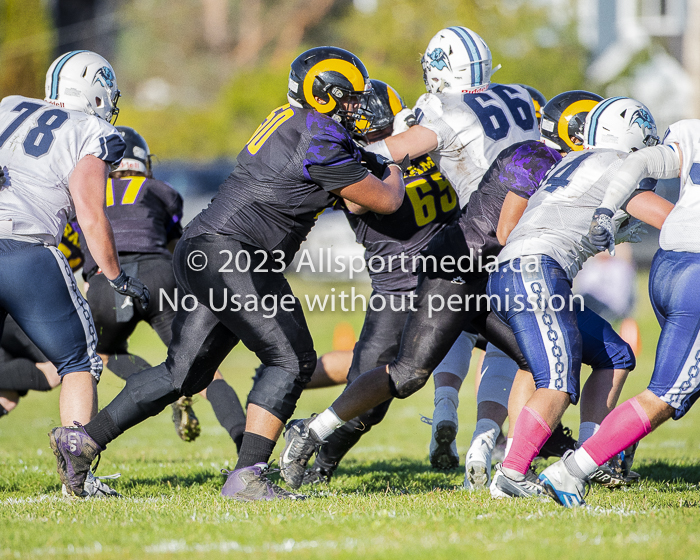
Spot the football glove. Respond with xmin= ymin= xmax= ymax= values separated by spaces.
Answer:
xmin=615 ymin=218 xmax=647 ymax=244
xmin=108 ymin=269 xmax=150 ymax=309
xmin=0 ymin=168 xmax=5 ymax=187
xmin=393 ymin=154 xmax=410 ymax=175
xmin=588 ymin=208 xmax=616 ymax=256
xmin=358 ymin=147 xmax=389 ymax=178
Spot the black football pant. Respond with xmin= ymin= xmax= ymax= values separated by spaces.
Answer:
xmin=0 ymin=316 xmax=51 ymax=395
xmin=87 ymin=255 xmax=176 ymax=378
xmin=386 ymin=270 xmax=528 ymax=399
xmin=88 ymin=234 xmax=316 ymax=444
xmin=315 ymin=294 xmax=409 ymax=469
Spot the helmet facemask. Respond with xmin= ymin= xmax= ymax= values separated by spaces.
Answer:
xmin=316 ymin=78 xmax=373 ymax=135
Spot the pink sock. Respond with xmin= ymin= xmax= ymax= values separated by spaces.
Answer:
xmin=582 ymin=397 xmax=652 ymax=465
xmin=503 ymin=406 xmax=552 ymax=475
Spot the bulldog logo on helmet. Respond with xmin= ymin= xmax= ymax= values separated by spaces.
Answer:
xmin=93 ymin=66 xmax=115 ymax=89
xmin=427 ymin=48 xmax=451 ymax=71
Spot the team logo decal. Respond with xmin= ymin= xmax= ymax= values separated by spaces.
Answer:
xmin=93 ymin=66 xmax=115 ymax=88
xmin=427 ymin=48 xmax=451 ymax=71
xmin=630 ymin=108 xmax=654 ymax=133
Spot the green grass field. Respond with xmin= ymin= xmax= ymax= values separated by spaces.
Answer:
xmin=1 ymin=277 xmax=700 ymax=559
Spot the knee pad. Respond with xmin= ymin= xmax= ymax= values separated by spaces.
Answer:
xmin=477 ymin=343 xmax=518 ymax=408
xmin=388 ymin=360 xmax=431 ymax=399
xmin=248 ymin=351 xmax=317 ymax=423
xmin=433 ymin=331 xmax=478 ymax=382
xmin=297 ymin=351 xmax=317 ymax=385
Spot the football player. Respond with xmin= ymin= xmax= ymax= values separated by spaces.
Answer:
xmin=362 ymin=29 xmax=541 ymax=472
xmin=81 ymin=126 xmax=246 ymax=447
xmin=0 ymin=50 xmax=149 ymax=496
xmin=431 ymin=84 xmax=551 ymax=479
xmin=299 ymin=79 xmax=477 ymax=482
xmin=462 ymin=90 xmax=605 ymax=489
xmin=485 ymin=97 xmax=674 ymax=499
xmin=539 ymin=117 xmax=700 ymax=507
xmin=49 ymin=46 xmax=406 ymax=501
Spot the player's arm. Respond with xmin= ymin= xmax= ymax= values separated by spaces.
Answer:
xmin=69 ymin=155 xmax=120 ymax=279
xmin=625 ymin=191 xmax=674 ymax=230
xmin=588 ymin=144 xmax=681 ymax=253
xmin=599 ymin=144 xmax=682 ymax=213
xmin=496 ymin=192 xmax=529 ymax=245
xmin=343 ymin=199 xmax=369 ymax=215
xmin=365 ymin=125 xmax=438 ymax=162
xmin=333 ymin=165 xmax=405 ymax=214
xmin=70 ymin=155 xmax=150 ymax=307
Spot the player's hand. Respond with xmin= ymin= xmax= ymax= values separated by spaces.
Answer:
xmin=588 ymin=208 xmax=616 ymax=256
xmin=358 ymin=147 xmax=389 ymax=178
xmin=615 ymin=218 xmax=647 ymax=244
xmin=0 ymin=168 xmax=5 ymax=187
xmin=108 ymin=269 xmax=150 ymax=309
xmin=395 ymin=154 xmax=410 ymax=174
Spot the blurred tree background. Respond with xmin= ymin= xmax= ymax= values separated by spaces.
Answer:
xmin=0 ymin=0 xmax=586 ymax=160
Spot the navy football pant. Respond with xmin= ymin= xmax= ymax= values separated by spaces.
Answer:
xmin=648 ymin=249 xmax=700 ymax=419
xmin=488 ymin=255 xmax=635 ymax=404
xmin=0 ymin=239 xmax=100 ymax=379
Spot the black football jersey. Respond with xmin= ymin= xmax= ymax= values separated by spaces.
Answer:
xmin=186 ymin=104 xmax=369 ymax=265
xmin=81 ymin=176 xmax=183 ymax=277
xmin=344 ymin=154 xmax=459 ymax=293
xmin=454 ymin=140 xmax=562 ymax=260
xmin=58 ymin=221 xmax=84 ymax=272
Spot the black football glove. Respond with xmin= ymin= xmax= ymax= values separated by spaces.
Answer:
xmin=394 ymin=154 xmax=410 ymax=174
xmin=358 ymin=147 xmax=390 ymax=178
xmin=587 ymin=208 xmax=616 ymax=256
xmin=108 ymin=269 xmax=150 ymax=309
xmin=0 ymin=168 xmax=5 ymax=187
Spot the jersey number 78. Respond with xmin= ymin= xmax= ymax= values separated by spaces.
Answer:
xmin=0 ymin=102 xmax=69 ymax=158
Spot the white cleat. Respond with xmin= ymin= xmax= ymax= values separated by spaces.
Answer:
xmin=464 ymin=438 xmax=492 ymax=490
xmin=539 ymin=455 xmax=589 ymax=508
xmin=429 ymin=397 xmax=459 ymax=470
xmin=490 ymin=463 xmax=544 ymax=499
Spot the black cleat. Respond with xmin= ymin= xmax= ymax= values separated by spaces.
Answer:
xmin=538 ymin=423 xmax=577 ymax=459
xmin=302 ymin=460 xmax=336 ymax=485
xmin=171 ymin=396 xmax=201 ymax=442
xmin=279 ymin=418 xmax=325 ymax=489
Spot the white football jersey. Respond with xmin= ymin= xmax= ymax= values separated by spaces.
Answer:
xmin=0 ymin=95 xmax=124 ymax=246
xmin=499 ymin=149 xmax=652 ymax=279
xmin=661 ymin=120 xmax=700 ymax=252
xmin=414 ymin=83 xmax=540 ymax=206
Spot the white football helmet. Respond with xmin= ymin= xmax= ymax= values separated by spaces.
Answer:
xmin=45 ymin=50 xmax=120 ymax=123
xmin=422 ymin=27 xmax=495 ymax=95
xmin=583 ymin=97 xmax=658 ymax=152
